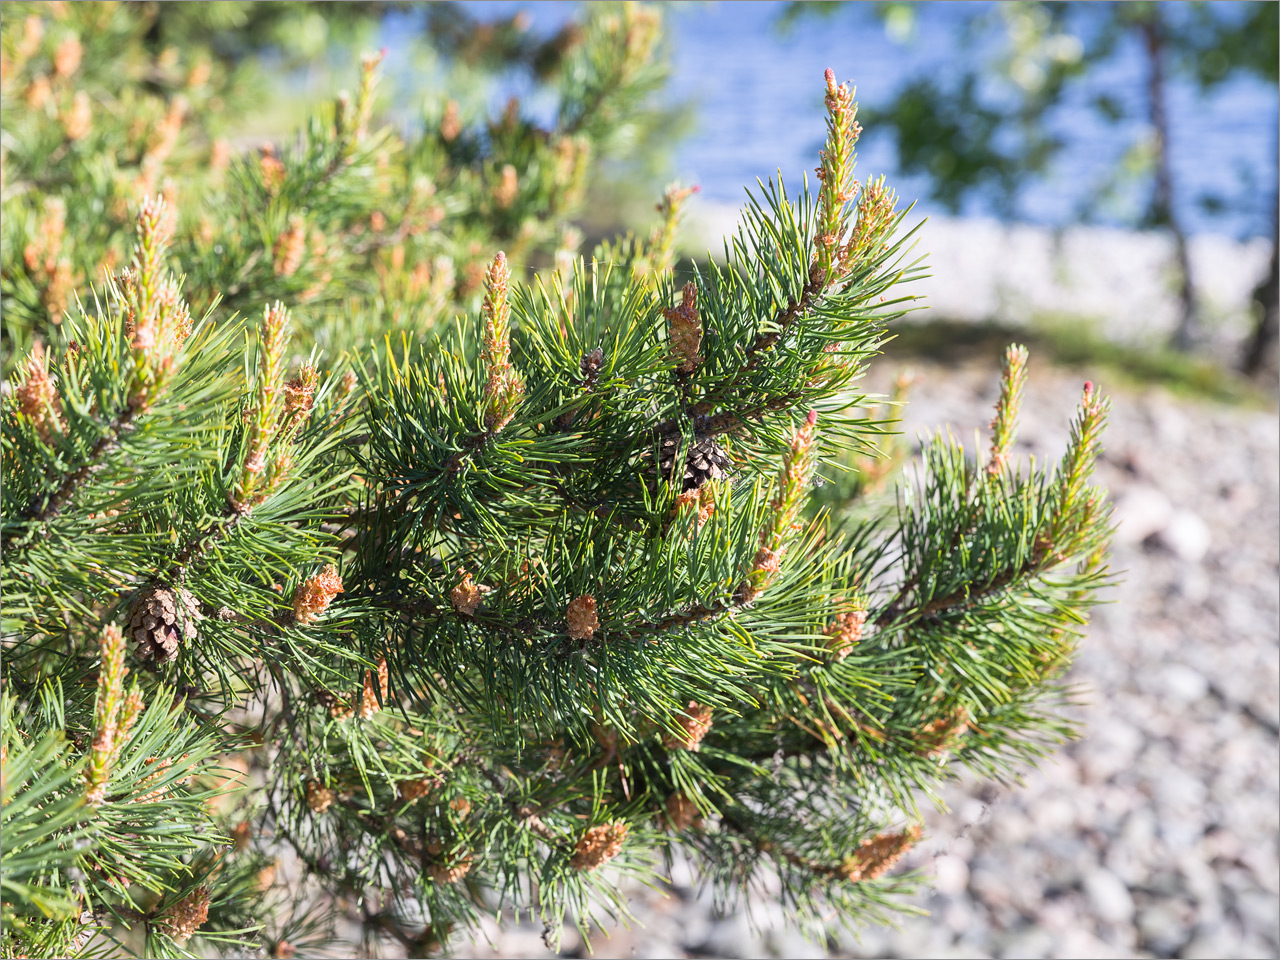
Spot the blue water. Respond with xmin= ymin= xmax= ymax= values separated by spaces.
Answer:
xmin=384 ymin=1 xmax=1278 ymax=238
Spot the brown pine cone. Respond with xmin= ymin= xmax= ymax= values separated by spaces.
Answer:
xmin=656 ymin=434 xmax=732 ymax=492
xmin=128 ymin=585 xmax=201 ymax=664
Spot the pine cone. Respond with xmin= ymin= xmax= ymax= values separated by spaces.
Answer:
xmin=657 ymin=434 xmax=732 ymax=492
xmin=570 ymin=821 xmax=628 ymax=872
xmin=128 ymin=585 xmax=201 ymax=664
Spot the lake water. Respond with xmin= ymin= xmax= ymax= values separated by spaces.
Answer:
xmin=384 ymin=1 xmax=1277 ymax=239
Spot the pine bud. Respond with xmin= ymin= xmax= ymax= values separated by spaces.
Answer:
xmin=661 ymin=701 xmax=713 ymax=752
xmin=124 ymin=195 xmax=192 ymax=408
xmin=305 ymin=780 xmax=335 ymax=814
xmin=259 ymin=143 xmax=285 ymax=193
xmin=85 ymin=624 xmax=130 ymax=806
xmin=665 ymin=282 xmax=702 ymax=374
xmin=814 ymin=69 xmax=861 ymax=281
xmin=398 ymin=778 xmax=432 ymax=802
xmin=159 ymin=885 xmax=210 ymax=945
xmin=737 ymin=411 xmax=819 ymax=604
xmin=664 ymin=791 xmax=702 ymax=831
xmin=257 ymin=862 xmax=277 ymax=891
xmin=281 ymin=365 xmax=318 ymax=431
xmin=60 ymin=90 xmax=91 ymax=141
xmin=622 ymin=3 xmax=661 ymax=63
xmin=986 ymin=344 xmax=1029 ymax=477
xmin=645 ymin=183 xmax=699 ymax=279
xmin=186 ymin=58 xmax=211 ymax=89
xmin=840 ymin=175 xmax=898 ymax=275
xmin=135 ymin=753 xmax=192 ymax=803
xmin=835 ymin=825 xmax=922 ymax=883
xmin=356 ymin=657 xmax=389 ymax=719
xmin=824 ymin=607 xmax=866 ymax=662
xmin=1038 ymin=380 xmax=1110 ymax=563
xmin=326 ymin=695 xmax=355 ymax=722
xmin=15 ymin=342 xmax=65 ymax=442
xmin=570 ymin=821 xmax=628 ymax=872
xmin=146 ymin=96 xmax=186 ymax=166
xmin=565 ymin=594 xmax=599 ymax=641
xmin=481 ymin=252 xmax=524 ymax=432
xmin=493 ymin=163 xmax=518 ymax=209
xmin=354 ymin=48 xmax=384 ymax=142
xmin=210 ymin=138 xmax=231 ymax=173
xmin=427 ymin=855 xmax=473 ymax=884
xmin=53 ymin=35 xmax=82 ymax=77
xmin=550 ymin=134 xmax=591 ymax=205
xmin=24 ymin=75 xmax=52 ymax=110
xmin=231 ymin=301 xmax=293 ymax=510
xmin=440 ymin=100 xmax=462 ymax=141
xmin=292 ymin=564 xmax=343 ymax=625
xmin=450 ymin=571 xmax=483 ymax=616
xmin=272 ymin=215 xmax=306 ymax=278
xmin=17 ymin=16 xmax=42 ymax=61
xmin=914 ymin=706 xmax=969 ymax=758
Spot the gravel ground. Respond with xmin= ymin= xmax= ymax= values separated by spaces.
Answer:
xmin=447 ymin=357 xmax=1280 ymax=960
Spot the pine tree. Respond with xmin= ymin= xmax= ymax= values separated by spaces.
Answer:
xmin=2 ymin=7 xmax=1113 ymax=958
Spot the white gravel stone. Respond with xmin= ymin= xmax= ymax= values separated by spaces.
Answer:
xmin=1156 ymin=509 xmax=1213 ymax=563
xmin=1111 ymin=486 xmax=1175 ymax=544
xmin=997 ymin=925 xmax=1055 ymax=959
xmin=1160 ymin=663 xmax=1211 ymax=705
xmin=1084 ymin=868 xmax=1136 ymax=925
xmin=1136 ymin=900 xmax=1193 ymax=956
xmin=934 ymin=854 xmax=971 ymax=896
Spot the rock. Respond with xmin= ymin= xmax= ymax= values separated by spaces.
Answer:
xmin=1159 ymin=663 xmax=1210 ymax=705
xmin=1179 ymin=922 xmax=1235 ymax=959
xmin=1137 ymin=901 xmax=1192 ymax=956
xmin=675 ymin=906 xmax=711 ymax=949
xmin=934 ymin=855 xmax=971 ymax=897
xmin=1153 ymin=510 xmax=1212 ymax=563
xmin=698 ymin=913 xmax=767 ymax=959
xmin=1230 ymin=890 xmax=1280 ymax=945
xmin=633 ymin=941 xmax=685 ymax=959
xmin=764 ymin=927 xmax=827 ymax=959
xmin=1111 ymin=486 xmax=1174 ymax=544
xmin=997 ymin=926 xmax=1055 ymax=959
xmin=1050 ymin=927 xmax=1130 ymax=959
xmin=1083 ymin=868 xmax=1135 ymax=925
xmin=834 ymin=923 xmax=890 ymax=959
xmin=944 ymin=899 xmax=975 ymax=934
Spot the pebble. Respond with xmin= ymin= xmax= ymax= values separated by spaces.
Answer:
xmin=934 ymin=854 xmax=971 ymax=896
xmin=1159 ymin=663 xmax=1210 ymax=705
xmin=1085 ymin=868 xmax=1136 ymax=925
xmin=1112 ymin=486 xmax=1174 ymax=544
xmin=1155 ymin=510 xmax=1213 ymax=563
xmin=1137 ymin=901 xmax=1192 ymax=956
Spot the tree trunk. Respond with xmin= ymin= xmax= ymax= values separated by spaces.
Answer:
xmin=1141 ymin=12 xmax=1199 ymax=352
xmin=1242 ymin=209 xmax=1279 ymax=380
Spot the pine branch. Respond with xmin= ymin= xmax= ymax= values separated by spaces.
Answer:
xmin=4 ymin=396 xmax=140 ymax=548
xmin=168 ymin=509 xmax=246 ymax=580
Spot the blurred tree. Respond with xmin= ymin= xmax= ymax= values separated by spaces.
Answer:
xmin=780 ymin=0 xmax=1279 ymax=364
xmin=0 ymin=0 xmax=677 ymax=366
